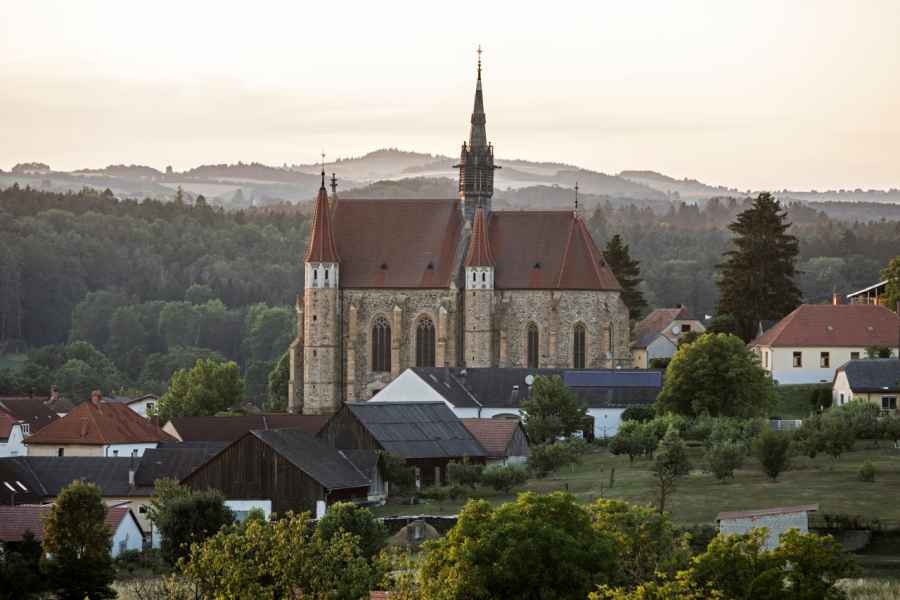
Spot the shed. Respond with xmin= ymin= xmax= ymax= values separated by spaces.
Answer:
xmin=716 ymin=504 xmax=819 ymax=550
xmin=461 ymin=419 xmax=529 ymax=465
xmin=318 ymin=401 xmax=486 ymax=486
xmin=182 ymin=428 xmax=379 ymax=516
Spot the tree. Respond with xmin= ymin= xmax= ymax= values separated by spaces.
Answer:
xmin=653 ymin=428 xmax=691 ymax=513
xmin=417 ymin=492 xmax=616 ymax=600
xmin=706 ymin=442 xmax=744 ymax=481
xmin=316 ymin=501 xmax=387 ymax=559
xmin=481 ymin=464 xmax=529 ymax=493
xmin=266 ymin=351 xmax=290 ymax=411
xmin=156 ymin=487 xmax=233 ymax=565
xmin=604 ymin=234 xmax=647 ymax=320
xmin=528 ymin=440 xmax=583 ymax=477
xmin=519 ymin=375 xmax=588 ymax=443
xmin=41 ymin=481 xmax=116 ymax=600
xmin=754 ymin=429 xmax=791 ymax=481
xmin=717 ymin=193 xmax=801 ymax=342
xmin=182 ymin=511 xmax=378 ymax=600
xmin=866 ymin=345 xmax=893 ymax=359
xmin=656 ymin=333 xmax=774 ymax=418
xmin=881 ymin=256 xmax=900 ymax=311
xmin=609 ymin=421 xmax=657 ymax=463
xmin=0 ymin=532 xmax=44 ymax=600
xmin=184 ymin=283 xmax=216 ymax=305
xmin=157 ymin=358 xmax=244 ymax=422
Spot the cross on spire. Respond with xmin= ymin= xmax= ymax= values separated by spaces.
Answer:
xmin=477 ymin=44 xmax=482 ymax=80
xmin=574 ymin=181 xmax=580 ymax=216
xmin=320 ymin=151 xmax=326 ymax=188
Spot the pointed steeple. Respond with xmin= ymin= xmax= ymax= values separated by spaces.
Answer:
xmin=464 ymin=207 xmax=495 ymax=267
xmin=469 ymin=45 xmax=487 ymax=148
xmin=304 ymin=168 xmax=340 ymax=263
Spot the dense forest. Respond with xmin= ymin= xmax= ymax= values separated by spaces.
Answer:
xmin=0 ymin=184 xmax=897 ymax=405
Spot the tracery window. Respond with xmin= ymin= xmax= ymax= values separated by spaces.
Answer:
xmin=527 ymin=322 xmax=539 ymax=368
xmin=416 ymin=317 xmax=436 ymax=367
xmin=372 ymin=316 xmax=391 ymax=372
xmin=573 ymin=323 xmax=586 ymax=369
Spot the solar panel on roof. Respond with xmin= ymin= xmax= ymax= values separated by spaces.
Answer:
xmin=563 ymin=370 xmax=662 ymax=388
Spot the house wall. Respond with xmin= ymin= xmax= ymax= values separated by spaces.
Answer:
xmin=182 ymin=434 xmax=358 ymax=516
xmin=632 ymin=348 xmax=648 ymax=369
xmin=718 ymin=511 xmax=809 ymax=551
xmin=646 ymin=336 xmax=677 ymax=363
xmin=111 ymin=514 xmax=144 ymax=557
xmin=0 ymin=424 xmax=27 ymax=457
xmin=103 ymin=443 xmax=157 ymax=457
xmin=125 ymin=399 xmax=156 ymax=419
xmin=26 ymin=442 xmax=156 ymax=457
xmin=105 ymin=498 xmax=152 ymax=537
xmin=759 ymin=345 xmax=895 ymax=385
xmin=832 ymin=371 xmax=853 ymax=406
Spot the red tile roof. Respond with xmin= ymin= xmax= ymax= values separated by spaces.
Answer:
xmin=166 ymin=414 xmax=329 ymax=443
xmin=24 ymin=400 xmax=168 ymax=446
xmin=0 ymin=504 xmax=137 ymax=542
xmin=750 ymin=304 xmax=900 ymax=348
xmin=305 ymin=184 xmax=340 ymax=263
xmin=461 ymin=418 xmax=523 ymax=458
xmin=633 ymin=307 xmax=690 ymax=343
xmin=333 ymin=199 xmax=463 ymax=288
xmin=489 ymin=211 xmax=621 ymax=290
xmin=464 ymin=208 xmax=496 ymax=267
xmin=370 ymin=593 xmax=391 ymax=600
xmin=0 ymin=397 xmax=60 ymax=438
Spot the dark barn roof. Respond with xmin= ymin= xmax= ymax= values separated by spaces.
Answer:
xmin=410 ymin=368 xmax=662 ymax=410
xmin=344 ymin=402 xmax=485 ymax=460
xmin=250 ymin=429 xmax=373 ymax=491
xmin=837 ymin=359 xmax=900 ymax=393
xmin=166 ymin=414 xmax=329 ymax=443
xmin=134 ymin=446 xmax=223 ymax=488
xmin=0 ymin=457 xmax=139 ymax=500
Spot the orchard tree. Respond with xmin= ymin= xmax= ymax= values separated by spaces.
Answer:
xmin=157 ymin=358 xmax=244 ymax=421
xmin=604 ymin=234 xmax=647 ymax=320
xmin=418 ymin=493 xmax=616 ymax=599
xmin=754 ymin=429 xmax=792 ymax=481
xmin=653 ymin=428 xmax=691 ymax=513
xmin=656 ymin=333 xmax=774 ymax=418
xmin=717 ymin=192 xmax=801 ymax=342
xmin=316 ymin=502 xmax=387 ymax=559
xmin=519 ymin=375 xmax=588 ymax=443
xmin=42 ymin=481 xmax=116 ymax=600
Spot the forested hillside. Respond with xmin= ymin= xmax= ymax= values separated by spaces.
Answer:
xmin=0 ymin=184 xmax=896 ymax=405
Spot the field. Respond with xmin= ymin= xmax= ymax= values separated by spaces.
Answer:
xmin=374 ymin=445 xmax=900 ymax=525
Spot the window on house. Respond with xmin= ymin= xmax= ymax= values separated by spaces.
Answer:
xmin=146 ymin=402 xmax=154 ymax=413
xmin=763 ymin=351 xmax=769 ymax=369
xmin=680 ymin=323 xmax=692 ymax=333
xmin=793 ymin=352 xmax=802 ymax=367
xmin=372 ymin=316 xmax=391 ymax=372
xmin=416 ymin=317 xmax=436 ymax=367
xmin=527 ymin=323 xmax=540 ymax=368
xmin=882 ymin=396 xmax=897 ymax=411
xmin=573 ymin=323 xmax=586 ymax=369
xmin=820 ymin=352 xmax=830 ymax=368
xmin=112 ymin=450 xmax=119 ymax=457
xmin=57 ymin=448 xmax=64 ymax=457
xmin=850 ymin=352 xmax=860 ymax=360
xmin=21 ymin=423 xmax=30 ymax=436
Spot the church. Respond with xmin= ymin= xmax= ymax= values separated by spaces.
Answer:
xmin=289 ymin=55 xmax=631 ymax=415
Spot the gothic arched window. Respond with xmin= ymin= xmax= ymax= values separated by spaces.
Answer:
xmin=416 ymin=317 xmax=436 ymax=367
xmin=372 ymin=316 xmax=391 ymax=372
xmin=527 ymin=323 xmax=539 ymax=368
xmin=573 ymin=323 xmax=586 ymax=369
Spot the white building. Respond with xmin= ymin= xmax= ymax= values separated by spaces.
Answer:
xmin=750 ymin=304 xmax=899 ymax=385
xmin=631 ymin=306 xmax=707 ymax=369
xmin=0 ymin=398 xmax=60 ymax=458
xmin=373 ymin=367 xmax=662 ymax=438
xmin=717 ymin=504 xmax=818 ymax=550
xmin=105 ymin=394 xmax=159 ymax=419
xmin=832 ymin=358 xmax=900 ymax=413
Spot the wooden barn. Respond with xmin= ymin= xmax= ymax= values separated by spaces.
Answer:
xmin=182 ymin=428 xmax=380 ymax=516
xmin=318 ymin=401 xmax=486 ymax=486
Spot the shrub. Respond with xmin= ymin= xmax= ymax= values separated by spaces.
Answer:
xmin=858 ymin=460 xmax=876 ymax=483
xmin=529 ymin=442 xmax=580 ymax=478
xmin=447 ymin=460 xmax=484 ymax=487
xmin=706 ymin=442 xmax=745 ymax=481
xmin=418 ymin=486 xmax=449 ymax=502
xmin=158 ymin=489 xmax=234 ymax=565
xmin=754 ymin=429 xmax=791 ymax=481
xmin=382 ymin=453 xmax=416 ymax=493
xmin=316 ymin=502 xmax=387 ymax=559
xmin=621 ymin=406 xmax=655 ymax=423
xmin=481 ymin=464 xmax=529 ymax=493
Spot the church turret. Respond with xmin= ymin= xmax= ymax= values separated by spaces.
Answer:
xmin=463 ymin=207 xmax=495 ymax=366
xmin=456 ymin=46 xmax=498 ymax=223
xmin=301 ymin=170 xmax=341 ymax=415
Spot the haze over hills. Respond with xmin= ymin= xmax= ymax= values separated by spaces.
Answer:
xmin=3 ymin=149 xmax=900 ymax=219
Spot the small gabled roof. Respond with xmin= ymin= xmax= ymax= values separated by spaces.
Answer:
xmin=25 ymin=400 xmax=168 ymax=446
xmin=464 ymin=207 xmax=495 ymax=267
xmin=461 ymin=419 xmax=525 ymax=458
xmin=250 ymin=428 xmax=373 ymax=490
xmin=717 ymin=504 xmax=818 ymax=521
xmin=632 ymin=307 xmax=690 ymax=344
xmin=750 ymin=304 xmax=900 ymax=348
xmin=0 ymin=504 xmax=141 ymax=542
xmin=166 ymin=414 xmax=329 ymax=443
xmin=0 ymin=397 xmax=59 ymax=438
xmin=836 ymin=359 xmax=900 ymax=393
xmin=343 ymin=401 xmax=486 ymax=460
xmin=0 ymin=457 xmax=141 ymax=499
xmin=134 ymin=446 xmax=224 ymax=487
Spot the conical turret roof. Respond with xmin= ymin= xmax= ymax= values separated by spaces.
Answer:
xmin=304 ymin=173 xmax=340 ymax=263
xmin=464 ymin=207 xmax=495 ymax=267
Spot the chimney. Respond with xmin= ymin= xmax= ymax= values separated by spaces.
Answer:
xmin=128 ymin=468 xmax=135 ymax=487
xmin=90 ymin=389 xmax=102 ymax=406
xmin=79 ymin=418 xmax=89 ymax=438
xmin=49 ymin=385 xmax=59 ymax=403
xmin=832 ymin=290 xmax=840 ymax=305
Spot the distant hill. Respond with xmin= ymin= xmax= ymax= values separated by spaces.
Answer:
xmin=74 ymin=164 xmax=163 ymax=179
xmin=618 ymin=170 xmax=741 ymax=199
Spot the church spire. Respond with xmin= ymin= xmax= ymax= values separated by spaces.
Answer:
xmin=304 ymin=154 xmax=339 ymax=263
xmin=469 ymin=45 xmax=487 ymax=148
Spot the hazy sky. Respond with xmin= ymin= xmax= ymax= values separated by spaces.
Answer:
xmin=2 ymin=0 xmax=899 ymax=191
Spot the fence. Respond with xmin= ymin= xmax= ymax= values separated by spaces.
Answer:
xmin=770 ymin=419 xmax=803 ymax=431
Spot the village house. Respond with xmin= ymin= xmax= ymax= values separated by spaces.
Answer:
xmin=318 ymin=401 xmax=486 ymax=487
xmin=24 ymin=392 xmax=170 ymax=457
xmin=0 ymin=397 xmax=59 ymax=457
xmin=182 ymin=428 xmax=381 ymax=518
xmin=750 ymin=304 xmax=900 ymax=385
xmin=162 ymin=414 xmax=330 ymax=443
xmin=832 ymin=358 xmax=900 ymax=414
xmin=461 ymin=418 xmax=529 ymax=465
xmin=717 ymin=505 xmax=818 ymax=551
xmin=374 ymin=367 xmax=662 ymax=438
xmin=104 ymin=394 xmax=159 ymax=419
xmin=0 ymin=504 xmax=143 ymax=557
xmin=630 ymin=306 xmax=706 ymax=368
xmin=847 ymin=280 xmax=890 ymax=306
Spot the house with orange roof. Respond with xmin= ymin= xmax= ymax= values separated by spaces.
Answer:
xmin=750 ymin=304 xmax=900 ymax=384
xmin=24 ymin=392 xmax=170 ymax=457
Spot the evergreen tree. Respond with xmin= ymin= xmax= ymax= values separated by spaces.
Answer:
xmin=717 ymin=193 xmax=801 ymax=341
xmin=604 ymin=234 xmax=647 ymax=320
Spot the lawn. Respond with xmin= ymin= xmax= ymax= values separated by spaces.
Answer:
xmin=770 ymin=383 xmax=826 ymax=419
xmin=374 ymin=445 xmax=900 ymax=525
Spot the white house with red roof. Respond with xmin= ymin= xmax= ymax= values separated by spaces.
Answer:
xmin=750 ymin=304 xmax=899 ymax=384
